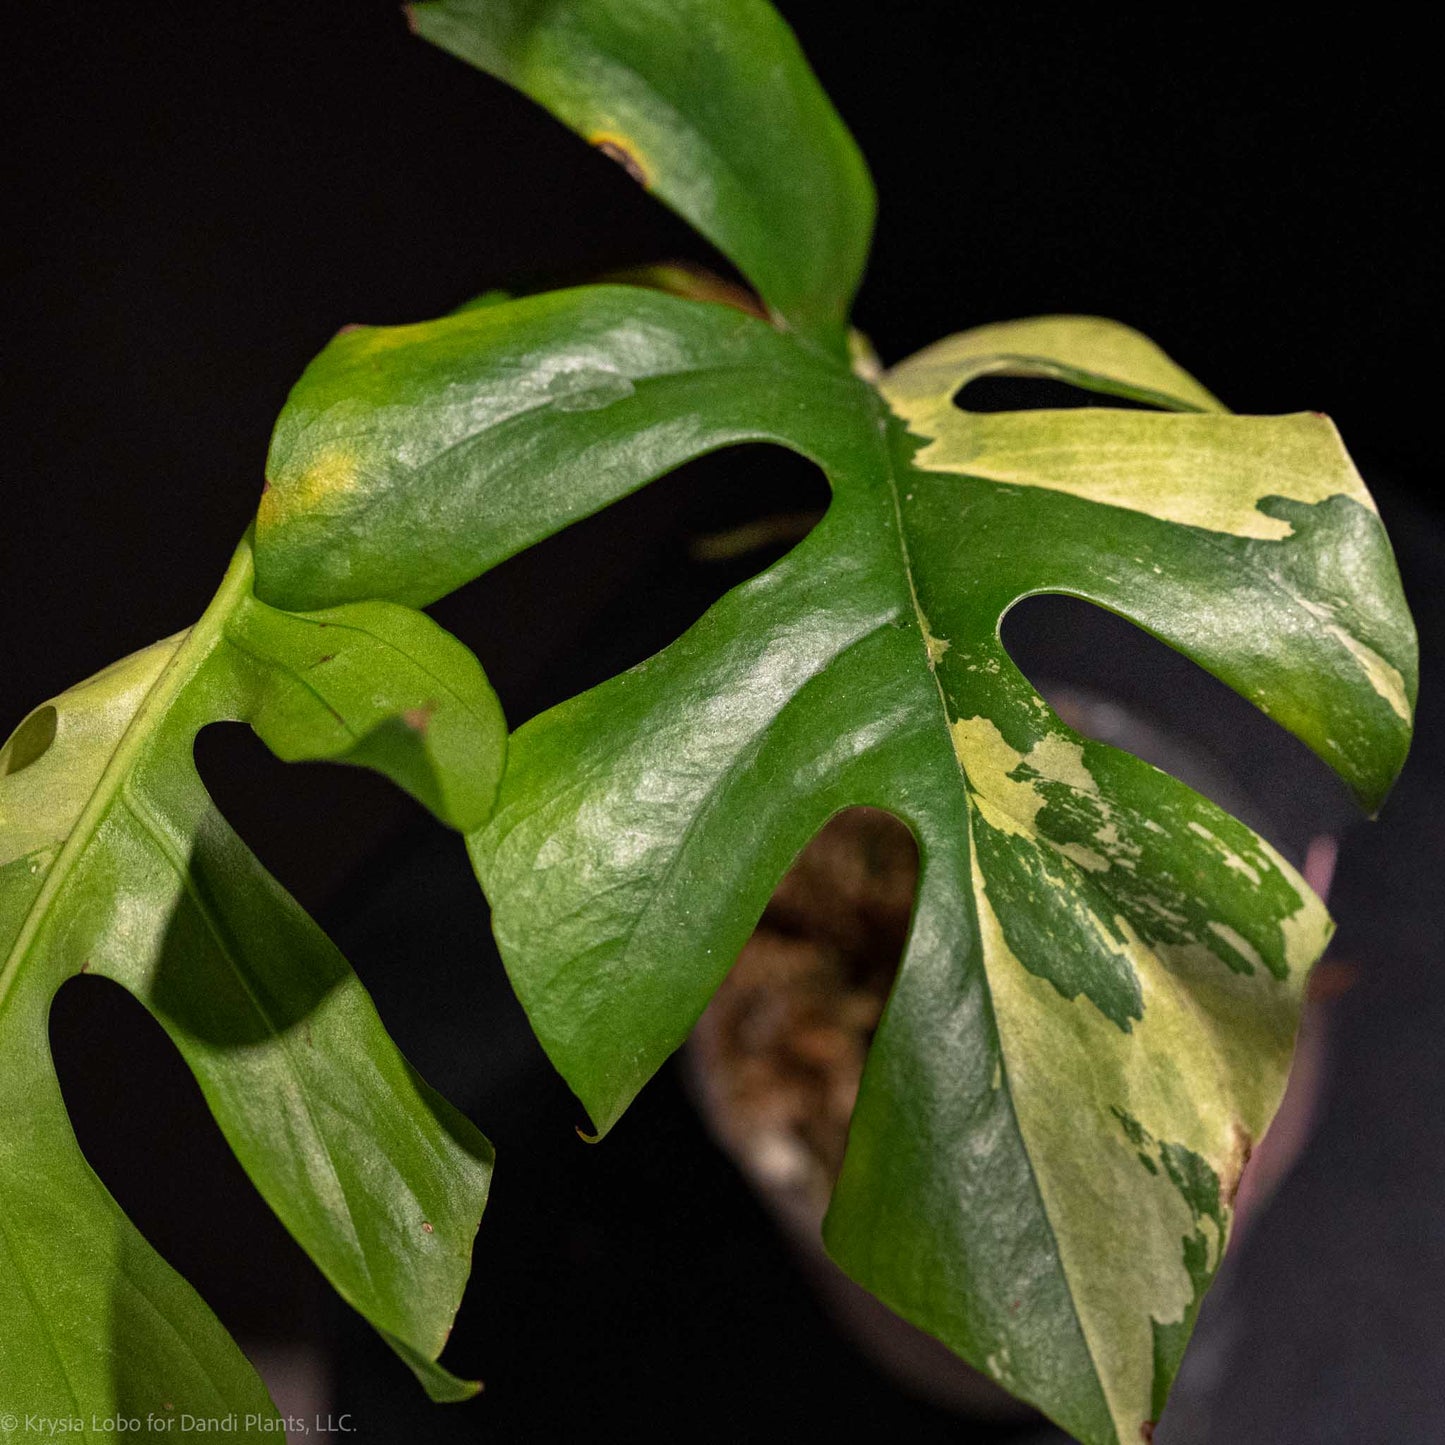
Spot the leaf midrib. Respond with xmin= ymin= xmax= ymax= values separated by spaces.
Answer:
xmin=868 ymin=385 xmax=1117 ymax=1428
xmin=869 ymin=393 xmax=967 ymax=783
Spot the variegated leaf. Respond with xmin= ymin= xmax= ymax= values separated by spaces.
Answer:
xmin=256 ymin=292 xmax=1415 ymax=1443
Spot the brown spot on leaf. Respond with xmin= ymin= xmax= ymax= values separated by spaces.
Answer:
xmin=315 ymin=653 xmax=335 ymax=665
xmin=79 ymin=960 xmax=91 ymax=974
xmin=1221 ymin=1121 xmax=1255 ymax=1208
xmin=589 ymin=132 xmax=650 ymax=188
xmin=1140 ymin=1423 xmax=1156 ymax=1442
xmin=336 ymin=322 xmax=362 ymax=337
xmin=422 ymin=1221 xmax=434 ymax=1234
xmin=404 ymin=702 xmax=437 ymax=733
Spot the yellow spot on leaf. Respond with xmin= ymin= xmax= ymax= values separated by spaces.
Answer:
xmin=262 ymin=446 xmax=362 ymax=524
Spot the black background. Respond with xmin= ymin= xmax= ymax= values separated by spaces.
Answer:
xmin=3 ymin=6 xmax=1440 ymax=1442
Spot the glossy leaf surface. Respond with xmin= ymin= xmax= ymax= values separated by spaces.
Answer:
xmin=257 ymin=285 xmax=864 ymax=610
xmin=0 ymin=538 xmax=504 ymax=1434
xmin=408 ymin=0 xmax=874 ymax=358
xmin=9 ymin=2 xmax=1419 ymax=1441
xmin=256 ymin=287 xmax=1415 ymax=1444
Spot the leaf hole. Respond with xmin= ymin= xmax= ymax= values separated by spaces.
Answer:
xmin=953 ymin=375 xmax=1160 ymax=413
xmin=688 ymin=808 xmax=917 ymax=1216
xmin=188 ymin=725 xmax=519 ymax=1112
xmin=682 ymin=811 xmax=1029 ymax=1413
xmin=1001 ymin=593 xmax=1356 ymax=866
xmin=193 ymin=722 xmax=429 ymax=921
xmin=1 ymin=704 xmax=58 ymax=775
xmin=429 ymin=444 xmax=831 ymax=726
xmin=49 ymin=973 xmax=326 ymax=1353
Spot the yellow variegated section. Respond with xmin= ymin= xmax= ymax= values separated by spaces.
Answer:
xmin=917 ymin=409 xmax=1375 ymax=542
xmin=968 ymin=809 xmax=1327 ymax=1441
xmin=882 ymin=315 xmax=1378 ymax=543
xmin=884 ymin=314 xmax=1226 ymax=414
xmin=950 ymin=715 xmax=1098 ymax=834
xmin=948 ymin=703 xmax=1330 ymax=1438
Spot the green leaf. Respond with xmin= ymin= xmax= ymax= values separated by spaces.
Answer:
xmin=235 ymin=594 xmax=502 ymax=831
xmin=0 ymin=536 xmax=505 ymax=1430
xmin=255 ymin=285 xmax=866 ymax=610
xmin=408 ymin=0 xmax=874 ymax=358
xmin=254 ymin=287 xmax=1415 ymax=1443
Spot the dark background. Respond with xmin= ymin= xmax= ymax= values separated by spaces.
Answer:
xmin=2 ymin=6 xmax=1440 ymax=1442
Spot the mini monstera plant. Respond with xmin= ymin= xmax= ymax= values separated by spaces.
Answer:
xmin=0 ymin=3 xmax=1417 ymax=1442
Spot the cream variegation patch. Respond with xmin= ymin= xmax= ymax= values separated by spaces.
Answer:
xmin=971 ymin=832 xmax=1317 ymax=1441
xmin=1295 ymin=597 xmax=1413 ymax=722
xmin=883 ymin=316 xmax=1226 ymax=415
xmin=946 ymin=701 xmax=1328 ymax=1438
xmin=948 ymin=715 xmax=1145 ymax=879
xmin=882 ymin=327 xmax=1376 ymax=543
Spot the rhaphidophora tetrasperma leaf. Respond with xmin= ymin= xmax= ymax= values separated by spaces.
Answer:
xmin=3 ymin=2 xmax=1417 ymax=1443
xmin=0 ymin=535 xmax=504 ymax=1430
xmin=253 ymin=4 xmax=1416 ymax=1441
